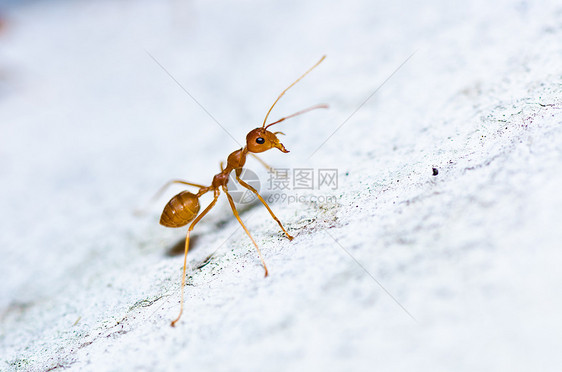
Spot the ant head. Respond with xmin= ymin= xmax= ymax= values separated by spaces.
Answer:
xmin=246 ymin=128 xmax=288 ymax=153
xmin=245 ymin=56 xmax=327 ymax=155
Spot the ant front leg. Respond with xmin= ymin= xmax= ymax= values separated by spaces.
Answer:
xmin=249 ymin=154 xmax=288 ymax=181
xmin=249 ymin=153 xmax=274 ymax=172
xmin=235 ymin=174 xmax=294 ymax=241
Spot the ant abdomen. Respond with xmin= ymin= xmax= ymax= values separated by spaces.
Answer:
xmin=160 ymin=191 xmax=200 ymax=228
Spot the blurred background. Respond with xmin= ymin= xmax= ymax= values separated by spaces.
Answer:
xmin=1 ymin=0 xmax=561 ymax=371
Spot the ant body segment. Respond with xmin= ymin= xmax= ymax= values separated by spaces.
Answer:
xmin=156 ymin=56 xmax=327 ymax=326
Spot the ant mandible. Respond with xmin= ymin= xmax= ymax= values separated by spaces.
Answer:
xmin=157 ymin=56 xmax=327 ymax=326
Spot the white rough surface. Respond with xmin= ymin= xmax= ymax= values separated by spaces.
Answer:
xmin=1 ymin=0 xmax=561 ymax=371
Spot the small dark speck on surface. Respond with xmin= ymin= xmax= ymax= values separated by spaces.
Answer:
xmin=432 ymin=168 xmax=439 ymax=176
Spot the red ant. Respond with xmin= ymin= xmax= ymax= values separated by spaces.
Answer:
xmin=155 ymin=56 xmax=327 ymax=326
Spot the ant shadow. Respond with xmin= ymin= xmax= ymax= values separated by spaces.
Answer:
xmin=165 ymin=234 xmax=200 ymax=257
xmin=164 ymin=198 xmax=262 ymax=257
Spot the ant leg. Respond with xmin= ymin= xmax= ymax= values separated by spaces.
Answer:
xmin=248 ymin=154 xmax=293 ymax=186
xmin=236 ymin=175 xmax=294 ymax=241
xmin=222 ymin=186 xmax=269 ymax=277
xmin=153 ymin=179 xmax=207 ymax=196
xmin=135 ymin=179 xmax=207 ymax=216
xmin=171 ymin=189 xmax=220 ymax=327
xmin=249 ymin=153 xmax=274 ymax=172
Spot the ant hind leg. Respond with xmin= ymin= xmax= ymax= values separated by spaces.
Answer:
xmin=171 ymin=189 xmax=220 ymax=327
xmin=135 ymin=179 xmax=207 ymax=216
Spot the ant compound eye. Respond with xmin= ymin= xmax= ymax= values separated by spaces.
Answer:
xmin=256 ymin=137 xmax=265 ymax=144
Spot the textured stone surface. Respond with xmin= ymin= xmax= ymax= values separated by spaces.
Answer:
xmin=1 ymin=0 xmax=561 ymax=371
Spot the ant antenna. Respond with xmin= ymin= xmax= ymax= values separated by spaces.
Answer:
xmin=262 ymin=55 xmax=326 ymax=128
xmin=264 ymin=104 xmax=329 ymax=130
